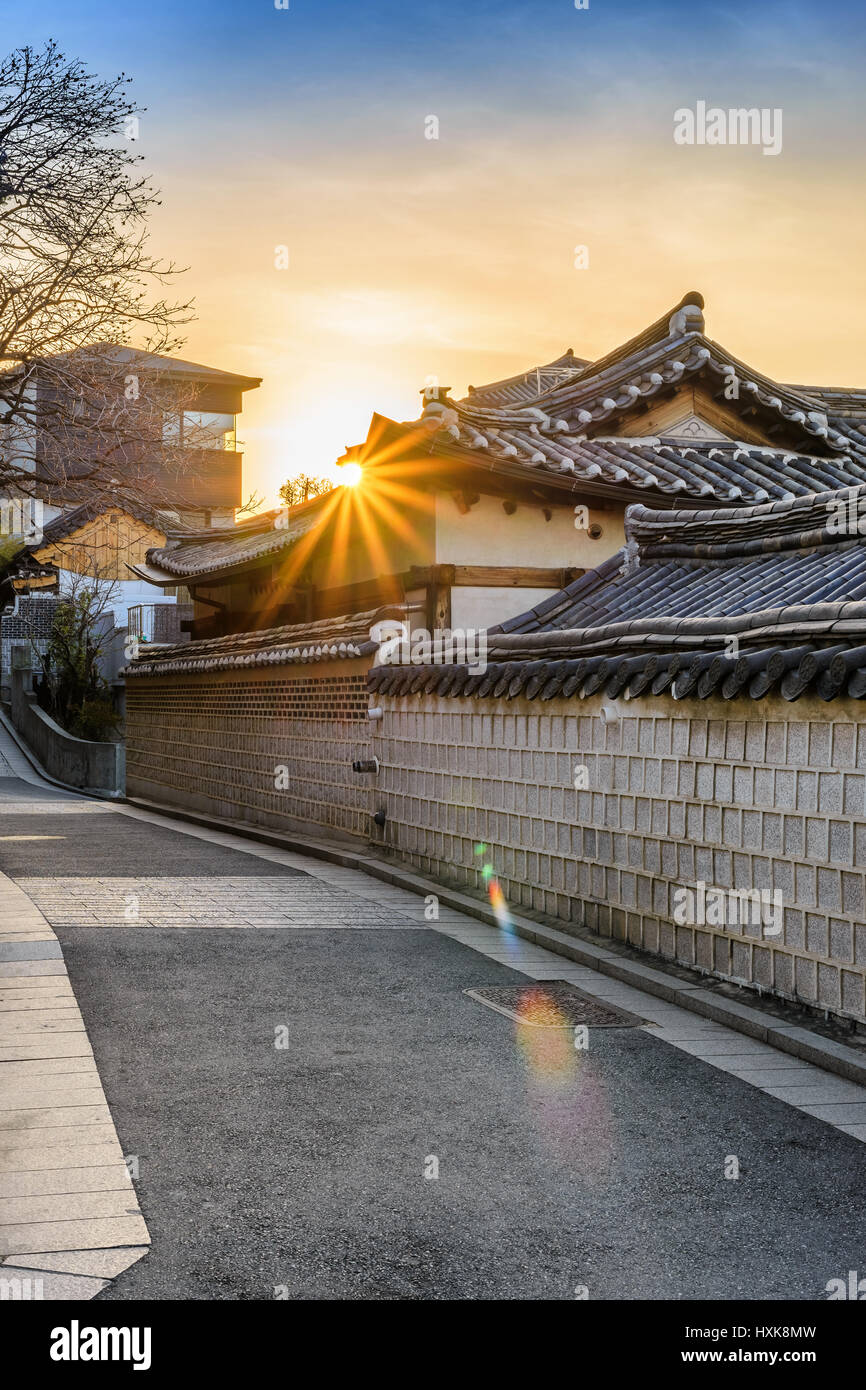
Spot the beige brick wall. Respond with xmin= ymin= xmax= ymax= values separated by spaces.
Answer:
xmin=373 ymin=693 xmax=866 ymax=1024
xmin=125 ymin=660 xmax=374 ymax=840
xmin=125 ymin=664 xmax=866 ymax=1024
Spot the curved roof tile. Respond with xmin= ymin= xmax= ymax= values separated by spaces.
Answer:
xmin=374 ymin=485 xmax=866 ymax=703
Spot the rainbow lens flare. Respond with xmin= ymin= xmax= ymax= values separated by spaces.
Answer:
xmin=474 ymin=842 xmax=513 ymax=935
xmin=468 ymin=846 xmax=615 ymax=1170
xmin=513 ymin=986 xmax=577 ymax=1086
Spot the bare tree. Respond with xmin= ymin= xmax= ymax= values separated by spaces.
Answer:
xmin=0 ymin=41 xmax=212 ymax=510
xmin=22 ymin=560 xmax=122 ymax=739
xmin=278 ymin=473 xmax=333 ymax=507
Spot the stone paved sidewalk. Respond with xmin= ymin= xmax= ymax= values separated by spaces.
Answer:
xmin=0 ymin=859 xmax=149 ymax=1298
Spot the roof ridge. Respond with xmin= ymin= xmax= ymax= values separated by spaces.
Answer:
xmin=532 ymin=291 xmax=705 ymax=401
xmin=626 ymin=481 xmax=866 ymax=530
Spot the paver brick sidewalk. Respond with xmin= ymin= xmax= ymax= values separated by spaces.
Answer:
xmin=0 ymin=867 xmax=149 ymax=1299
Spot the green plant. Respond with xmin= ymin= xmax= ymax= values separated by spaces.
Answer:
xmin=68 ymin=697 xmax=121 ymax=742
xmin=33 ymin=576 xmax=119 ymax=739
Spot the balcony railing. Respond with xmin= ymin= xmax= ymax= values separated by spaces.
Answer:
xmin=128 ymin=603 xmax=193 ymax=646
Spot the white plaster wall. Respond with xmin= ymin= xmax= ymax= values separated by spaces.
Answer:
xmin=451 ymin=586 xmax=556 ymax=631
xmin=434 ymin=492 xmax=623 ymax=569
xmin=57 ymin=569 xmax=177 ymax=626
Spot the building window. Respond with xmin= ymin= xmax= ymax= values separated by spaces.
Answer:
xmin=162 ymin=412 xmax=182 ymax=446
xmin=162 ymin=411 xmax=236 ymax=451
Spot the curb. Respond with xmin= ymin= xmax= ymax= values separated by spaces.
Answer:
xmin=124 ymin=795 xmax=866 ymax=1090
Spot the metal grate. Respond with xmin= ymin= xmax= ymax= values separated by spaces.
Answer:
xmin=465 ymin=981 xmax=646 ymax=1029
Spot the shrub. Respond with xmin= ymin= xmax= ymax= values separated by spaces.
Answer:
xmin=67 ymin=697 xmax=121 ymax=742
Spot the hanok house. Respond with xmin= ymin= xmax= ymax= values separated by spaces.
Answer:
xmin=124 ymin=292 xmax=866 ymax=1026
xmin=0 ymin=347 xmax=260 ymax=698
xmin=129 ymin=291 xmax=866 ymax=640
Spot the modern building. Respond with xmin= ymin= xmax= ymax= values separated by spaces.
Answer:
xmin=0 ymin=347 xmax=260 ymax=697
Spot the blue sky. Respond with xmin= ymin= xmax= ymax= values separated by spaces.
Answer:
xmin=2 ymin=0 xmax=864 ymax=499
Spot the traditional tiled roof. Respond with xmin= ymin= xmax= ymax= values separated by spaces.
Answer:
xmin=459 ymin=349 xmax=588 ymax=408
xmin=495 ymin=489 xmax=866 ymax=637
xmin=528 ymin=333 xmax=866 ymax=457
xmin=0 ymin=550 xmax=58 ymax=591
xmin=138 ymin=293 xmax=866 ymax=590
xmin=124 ymin=604 xmax=405 ymax=677
xmin=38 ymin=496 xmax=187 ymax=547
xmin=138 ymin=498 xmax=330 ymax=582
xmin=409 ymin=428 xmax=866 ymax=504
xmin=379 ymin=292 xmax=866 ymax=505
xmin=782 ymin=385 xmax=866 ymax=422
xmin=369 ymin=484 xmax=866 ymax=703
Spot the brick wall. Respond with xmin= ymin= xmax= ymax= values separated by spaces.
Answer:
xmin=0 ymin=594 xmax=60 ymax=700
xmin=125 ymin=660 xmax=374 ymax=840
xmin=372 ymin=693 xmax=866 ymax=1025
xmin=125 ymin=664 xmax=866 ymax=1025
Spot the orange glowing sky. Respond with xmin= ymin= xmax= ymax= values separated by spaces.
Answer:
xmin=160 ymin=161 xmax=866 ymax=510
xmin=11 ymin=0 xmax=866 ymax=508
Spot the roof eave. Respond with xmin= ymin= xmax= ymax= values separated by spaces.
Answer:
xmin=126 ymin=561 xmax=184 ymax=587
xmin=369 ymin=416 xmax=725 ymax=510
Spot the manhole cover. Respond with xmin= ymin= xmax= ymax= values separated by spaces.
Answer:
xmin=465 ymin=981 xmax=646 ymax=1028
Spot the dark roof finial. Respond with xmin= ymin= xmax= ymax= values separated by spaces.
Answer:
xmin=420 ymin=383 xmax=451 ymax=401
xmin=669 ymin=292 xmax=705 ymax=336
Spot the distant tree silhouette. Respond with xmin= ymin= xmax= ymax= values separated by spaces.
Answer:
xmin=278 ymin=473 xmax=333 ymax=507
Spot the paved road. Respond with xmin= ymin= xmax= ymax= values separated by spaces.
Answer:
xmin=1 ymin=760 xmax=865 ymax=1300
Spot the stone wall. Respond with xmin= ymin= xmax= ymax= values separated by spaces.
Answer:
xmin=372 ymin=692 xmax=866 ymax=1025
xmin=125 ymin=660 xmax=374 ymax=840
xmin=10 ymin=660 xmax=124 ymax=795
xmin=124 ymin=665 xmax=866 ymax=1025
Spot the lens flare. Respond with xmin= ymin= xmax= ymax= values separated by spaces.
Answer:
xmin=513 ymin=987 xmax=615 ymax=1177
xmin=514 ymin=987 xmax=576 ymax=1086
xmin=468 ymin=845 xmax=616 ymax=1174
xmin=488 ymin=878 xmax=512 ymax=930
xmin=473 ymin=841 xmax=517 ymax=941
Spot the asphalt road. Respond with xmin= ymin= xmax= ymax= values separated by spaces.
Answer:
xmin=2 ymin=771 xmax=865 ymax=1300
xmin=56 ymin=925 xmax=866 ymax=1301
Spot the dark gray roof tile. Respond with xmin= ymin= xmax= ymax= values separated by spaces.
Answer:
xmin=376 ymin=484 xmax=866 ymax=703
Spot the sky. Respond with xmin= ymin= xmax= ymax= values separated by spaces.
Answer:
xmin=2 ymin=0 xmax=866 ymax=506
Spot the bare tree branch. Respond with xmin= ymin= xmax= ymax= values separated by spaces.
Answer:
xmin=0 ymin=41 xmax=203 ymax=510
xmin=278 ymin=474 xmax=333 ymax=507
